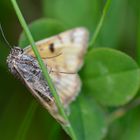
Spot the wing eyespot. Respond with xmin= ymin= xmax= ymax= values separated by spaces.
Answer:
xmin=49 ymin=43 xmax=55 ymax=53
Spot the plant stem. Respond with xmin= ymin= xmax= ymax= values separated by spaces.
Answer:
xmin=108 ymin=97 xmax=140 ymax=124
xmin=136 ymin=11 xmax=140 ymax=65
xmin=89 ymin=0 xmax=112 ymax=50
xmin=11 ymin=0 xmax=77 ymax=139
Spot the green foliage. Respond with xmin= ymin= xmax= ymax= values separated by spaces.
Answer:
xmin=42 ymin=0 xmax=101 ymax=30
xmin=1 ymin=0 xmax=140 ymax=140
xmin=17 ymin=17 xmax=140 ymax=140
xmin=69 ymin=93 xmax=107 ymax=140
xmin=19 ymin=19 xmax=107 ymax=140
xmin=19 ymin=18 xmax=66 ymax=47
xmin=105 ymin=107 xmax=140 ymax=140
xmin=81 ymin=48 xmax=140 ymax=106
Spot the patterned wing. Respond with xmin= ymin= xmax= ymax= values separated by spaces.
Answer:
xmin=24 ymin=28 xmax=89 ymax=106
xmin=24 ymin=27 xmax=89 ymax=73
xmin=13 ymin=65 xmax=67 ymax=124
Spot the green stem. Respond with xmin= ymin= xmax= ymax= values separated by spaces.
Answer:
xmin=136 ymin=10 xmax=140 ymax=65
xmin=108 ymin=97 xmax=140 ymax=124
xmin=11 ymin=0 xmax=77 ymax=139
xmin=89 ymin=0 xmax=112 ymax=50
xmin=15 ymin=101 xmax=37 ymax=140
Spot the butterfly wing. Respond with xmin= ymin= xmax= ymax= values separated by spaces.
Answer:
xmin=49 ymin=71 xmax=81 ymax=107
xmin=24 ymin=28 xmax=89 ymax=106
xmin=24 ymin=28 xmax=88 ymax=72
xmin=13 ymin=64 xmax=67 ymax=124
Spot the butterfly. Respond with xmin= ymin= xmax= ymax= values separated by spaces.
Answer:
xmin=7 ymin=27 xmax=89 ymax=124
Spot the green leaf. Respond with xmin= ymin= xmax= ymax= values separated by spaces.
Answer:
xmin=69 ymin=92 xmax=107 ymax=140
xmin=19 ymin=18 xmax=66 ymax=47
xmin=42 ymin=0 xmax=101 ymax=30
xmin=81 ymin=48 xmax=140 ymax=106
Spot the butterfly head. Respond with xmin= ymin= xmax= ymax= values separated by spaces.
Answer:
xmin=7 ymin=47 xmax=24 ymax=72
xmin=10 ymin=47 xmax=24 ymax=56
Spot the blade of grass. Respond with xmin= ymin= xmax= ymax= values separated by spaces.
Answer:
xmin=15 ymin=101 xmax=37 ymax=140
xmin=10 ymin=0 xmax=77 ymax=139
xmin=136 ymin=11 xmax=140 ymax=65
xmin=89 ymin=0 xmax=112 ymax=50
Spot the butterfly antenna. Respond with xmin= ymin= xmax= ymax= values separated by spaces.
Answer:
xmin=0 ymin=23 xmax=12 ymax=49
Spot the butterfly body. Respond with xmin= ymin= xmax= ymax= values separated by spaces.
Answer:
xmin=7 ymin=28 xmax=89 ymax=124
xmin=7 ymin=47 xmax=53 ymax=103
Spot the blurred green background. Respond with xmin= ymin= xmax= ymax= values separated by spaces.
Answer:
xmin=0 ymin=0 xmax=140 ymax=140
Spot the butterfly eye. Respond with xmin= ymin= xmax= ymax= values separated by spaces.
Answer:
xmin=49 ymin=43 xmax=55 ymax=53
